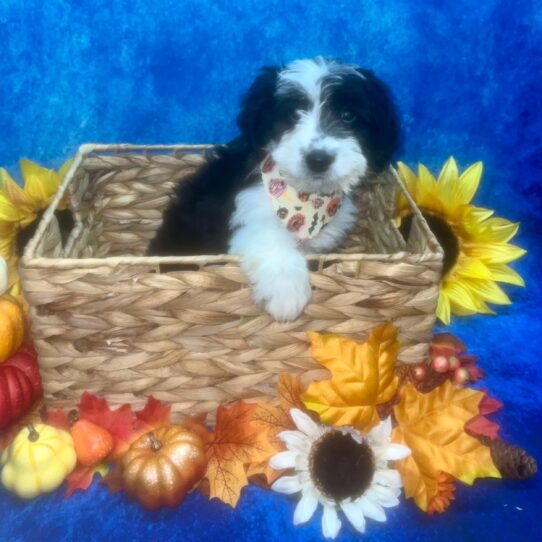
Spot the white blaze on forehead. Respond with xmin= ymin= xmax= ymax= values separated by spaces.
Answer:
xmin=277 ymin=57 xmax=365 ymax=101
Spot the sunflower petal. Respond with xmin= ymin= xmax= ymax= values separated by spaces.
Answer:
xmin=341 ymin=500 xmax=366 ymax=533
xmin=478 ymin=218 xmax=520 ymax=243
xmin=486 ymin=263 xmax=525 ymax=287
xmin=436 ymin=291 xmax=451 ymax=325
xmin=271 ymin=475 xmax=303 ymax=495
xmin=396 ymin=162 xmax=418 ymax=197
xmin=442 ymin=279 xmax=480 ymax=312
xmin=322 ymin=505 xmax=342 ymax=539
xmin=416 ymin=164 xmax=439 ymax=209
xmin=19 ymin=159 xmax=60 ymax=206
xmin=436 ymin=157 xmax=459 ymax=212
xmin=455 ymin=258 xmax=492 ymax=280
xmin=456 ymin=161 xmax=483 ymax=205
xmin=463 ymin=278 xmax=512 ymax=306
xmin=293 ymin=489 xmax=319 ymax=525
xmin=467 ymin=242 xmax=526 ymax=264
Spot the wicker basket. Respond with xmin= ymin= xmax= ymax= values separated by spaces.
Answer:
xmin=20 ymin=144 xmax=442 ymax=417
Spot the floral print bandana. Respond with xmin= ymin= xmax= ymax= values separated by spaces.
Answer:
xmin=261 ymin=155 xmax=343 ymax=243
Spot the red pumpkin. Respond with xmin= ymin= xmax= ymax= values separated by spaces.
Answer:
xmin=0 ymin=345 xmax=43 ymax=429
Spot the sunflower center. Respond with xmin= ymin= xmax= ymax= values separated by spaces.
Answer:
xmin=398 ymin=213 xmax=460 ymax=277
xmin=309 ymin=430 xmax=375 ymax=502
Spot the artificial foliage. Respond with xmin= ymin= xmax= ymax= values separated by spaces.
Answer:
xmin=395 ymin=158 xmax=526 ymax=323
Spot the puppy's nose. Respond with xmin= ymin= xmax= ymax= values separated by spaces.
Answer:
xmin=305 ymin=150 xmax=335 ymax=173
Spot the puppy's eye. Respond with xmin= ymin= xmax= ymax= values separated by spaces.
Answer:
xmin=289 ymin=110 xmax=300 ymax=122
xmin=340 ymin=109 xmax=356 ymax=124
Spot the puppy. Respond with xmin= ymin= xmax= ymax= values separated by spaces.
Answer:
xmin=148 ymin=57 xmax=399 ymax=321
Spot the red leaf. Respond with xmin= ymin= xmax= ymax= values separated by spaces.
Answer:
xmin=133 ymin=396 xmax=171 ymax=432
xmin=465 ymin=416 xmax=501 ymax=440
xmin=77 ymin=392 xmax=134 ymax=458
xmin=102 ymin=462 xmax=124 ymax=495
xmin=41 ymin=406 xmax=70 ymax=430
xmin=465 ymin=393 xmax=502 ymax=440
xmin=477 ymin=394 xmax=503 ymax=416
xmin=65 ymin=463 xmax=108 ymax=497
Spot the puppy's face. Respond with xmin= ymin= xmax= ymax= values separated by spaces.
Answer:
xmin=237 ymin=58 xmax=400 ymax=194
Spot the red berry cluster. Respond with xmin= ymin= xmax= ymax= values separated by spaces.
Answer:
xmin=409 ymin=333 xmax=483 ymax=390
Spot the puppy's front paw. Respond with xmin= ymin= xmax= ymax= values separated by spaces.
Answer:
xmin=263 ymin=278 xmax=312 ymax=321
xmin=253 ymin=265 xmax=312 ymax=322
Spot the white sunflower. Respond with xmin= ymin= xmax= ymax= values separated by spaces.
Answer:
xmin=270 ymin=409 xmax=410 ymax=539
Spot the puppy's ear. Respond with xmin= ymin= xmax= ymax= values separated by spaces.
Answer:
xmin=355 ymin=68 xmax=401 ymax=174
xmin=237 ymin=66 xmax=280 ymax=149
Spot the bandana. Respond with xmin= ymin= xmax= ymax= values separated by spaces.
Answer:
xmin=261 ymin=155 xmax=343 ymax=243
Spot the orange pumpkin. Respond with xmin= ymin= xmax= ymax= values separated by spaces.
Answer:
xmin=0 ymin=296 xmax=25 ymax=364
xmin=120 ymin=426 xmax=207 ymax=510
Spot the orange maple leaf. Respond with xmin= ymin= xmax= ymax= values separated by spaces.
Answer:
xmin=204 ymin=401 xmax=275 ymax=507
xmin=247 ymin=374 xmax=308 ymax=485
xmin=392 ymin=381 xmax=501 ymax=512
xmin=301 ymin=323 xmax=400 ymax=432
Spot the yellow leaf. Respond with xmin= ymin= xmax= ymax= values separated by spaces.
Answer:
xmin=301 ymin=323 xmax=399 ymax=432
xmin=205 ymin=402 xmax=276 ymax=508
xmin=392 ymin=382 xmax=500 ymax=512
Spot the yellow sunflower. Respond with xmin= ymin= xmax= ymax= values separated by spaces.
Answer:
xmin=0 ymin=159 xmax=72 ymax=297
xmin=395 ymin=157 xmax=526 ymax=324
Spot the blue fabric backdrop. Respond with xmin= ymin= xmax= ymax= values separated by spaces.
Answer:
xmin=1 ymin=0 xmax=541 ymax=540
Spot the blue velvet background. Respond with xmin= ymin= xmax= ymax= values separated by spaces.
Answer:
xmin=1 ymin=0 xmax=541 ymax=540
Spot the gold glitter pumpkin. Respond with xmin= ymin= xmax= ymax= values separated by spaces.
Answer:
xmin=120 ymin=426 xmax=207 ymax=510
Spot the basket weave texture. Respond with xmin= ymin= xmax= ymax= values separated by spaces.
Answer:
xmin=20 ymin=144 xmax=442 ymax=417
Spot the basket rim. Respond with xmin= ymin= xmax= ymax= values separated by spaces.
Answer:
xmin=21 ymin=143 xmax=443 ymax=268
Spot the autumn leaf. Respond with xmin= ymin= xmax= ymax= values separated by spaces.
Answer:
xmin=65 ymin=462 xmax=109 ymax=497
xmin=426 ymin=472 xmax=456 ymax=515
xmin=78 ymin=392 xmax=134 ymax=458
xmin=392 ymin=381 xmax=501 ymax=512
xmin=465 ymin=393 xmax=502 ymax=440
xmin=204 ymin=401 xmax=276 ymax=507
xmin=41 ymin=406 xmax=70 ymax=430
xmin=247 ymin=374 xmax=308 ymax=485
xmin=133 ymin=396 xmax=171 ymax=432
xmin=301 ymin=323 xmax=400 ymax=432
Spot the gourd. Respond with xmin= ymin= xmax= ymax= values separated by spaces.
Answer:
xmin=120 ymin=426 xmax=207 ymax=510
xmin=69 ymin=410 xmax=114 ymax=466
xmin=0 ymin=345 xmax=43 ymax=429
xmin=0 ymin=295 xmax=25 ymax=363
xmin=1 ymin=423 xmax=77 ymax=498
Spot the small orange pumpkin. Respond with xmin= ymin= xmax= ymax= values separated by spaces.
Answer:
xmin=0 ymin=296 xmax=25 ymax=364
xmin=120 ymin=426 xmax=207 ymax=510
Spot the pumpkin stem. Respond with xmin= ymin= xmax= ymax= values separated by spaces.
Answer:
xmin=27 ymin=424 xmax=40 ymax=442
xmin=68 ymin=409 xmax=80 ymax=426
xmin=148 ymin=432 xmax=162 ymax=452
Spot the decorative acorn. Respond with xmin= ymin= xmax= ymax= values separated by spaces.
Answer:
xmin=1 ymin=423 xmax=76 ymax=498
xmin=120 ymin=426 xmax=207 ymax=510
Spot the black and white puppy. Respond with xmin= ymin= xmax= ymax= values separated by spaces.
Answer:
xmin=148 ymin=57 xmax=400 ymax=321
